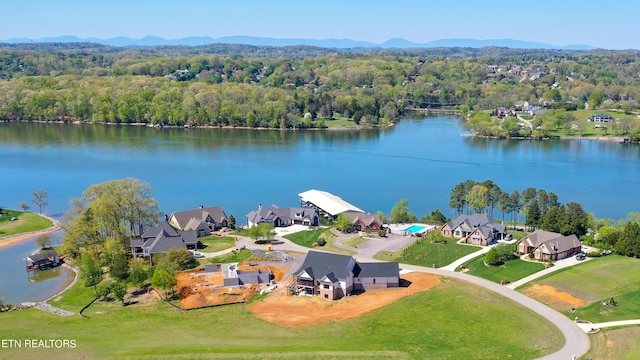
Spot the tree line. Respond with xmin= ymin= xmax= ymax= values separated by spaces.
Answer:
xmin=1 ymin=45 xmax=639 ymax=128
xmin=448 ymin=179 xmax=589 ymax=237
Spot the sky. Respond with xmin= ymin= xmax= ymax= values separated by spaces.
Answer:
xmin=2 ymin=0 xmax=639 ymax=50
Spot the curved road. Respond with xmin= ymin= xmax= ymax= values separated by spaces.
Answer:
xmin=401 ymin=264 xmax=590 ymax=360
xmin=209 ymin=231 xmax=591 ymax=359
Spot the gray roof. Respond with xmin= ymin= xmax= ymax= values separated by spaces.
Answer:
xmin=341 ymin=211 xmax=382 ymax=227
xmin=247 ymin=205 xmax=316 ymax=225
xmin=447 ymin=213 xmax=505 ymax=238
xmin=519 ymin=229 xmax=564 ymax=248
xmin=171 ymin=206 xmax=227 ymax=229
xmin=520 ymin=230 xmax=581 ymax=255
xmin=135 ymin=221 xmax=197 ymax=254
xmin=223 ymin=269 xmax=271 ymax=286
xmin=296 ymin=251 xmax=355 ymax=282
xmin=27 ymin=250 xmax=58 ymax=263
xmin=354 ymin=262 xmax=399 ymax=278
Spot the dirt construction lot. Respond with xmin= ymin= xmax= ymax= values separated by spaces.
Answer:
xmin=177 ymin=263 xmax=287 ymax=310
xmin=248 ymin=272 xmax=441 ymax=327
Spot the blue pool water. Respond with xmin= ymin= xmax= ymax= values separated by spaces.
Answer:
xmin=403 ymin=225 xmax=426 ymax=233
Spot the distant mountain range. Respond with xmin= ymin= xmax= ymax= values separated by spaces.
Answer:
xmin=0 ymin=35 xmax=595 ymax=50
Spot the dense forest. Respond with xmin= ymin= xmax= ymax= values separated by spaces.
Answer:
xmin=1 ymin=43 xmax=639 ymax=129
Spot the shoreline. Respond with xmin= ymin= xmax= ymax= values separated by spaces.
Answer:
xmin=462 ymin=133 xmax=632 ymax=143
xmin=0 ymin=213 xmax=62 ymax=250
xmin=0 ymin=118 xmax=393 ymax=131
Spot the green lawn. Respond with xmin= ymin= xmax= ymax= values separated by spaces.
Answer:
xmin=585 ymin=327 xmax=640 ymax=360
xmin=231 ymin=228 xmax=250 ymax=236
xmin=462 ymin=256 xmax=546 ymax=284
xmin=343 ymin=236 xmax=369 ymax=248
xmin=0 ymin=209 xmax=54 ymax=237
xmin=283 ymin=228 xmax=355 ymax=255
xmin=518 ymin=255 xmax=640 ymax=322
xmin=197 ymin=235 xmax=235 ymax=253
xmin=207 ymin=248 xmax=253 ymax=264
xmin=0 ymin=274 xmax=563 ymax=359
xmin=375 ymin=237 xmax=479 ymax=268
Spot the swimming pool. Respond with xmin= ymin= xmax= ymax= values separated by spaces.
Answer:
xmin=403 ymin=225 xmax=427 ymax=234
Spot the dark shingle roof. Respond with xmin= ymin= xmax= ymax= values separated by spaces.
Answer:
xmin=353 ymin=262 xmax=399 ymax=278
xmin=296 ymin=251 xmax=355 ymax=282
xmin=136 ymin=221 xmax=198 ymax=254
xmin=247 ymin=205 xmax=316 ymax=225
xmin=27 ymin=250 xmax=58 ymax=263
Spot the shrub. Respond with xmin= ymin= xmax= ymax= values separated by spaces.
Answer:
xmin=317 ymin=239 xmax=326 ymax=246
xmin=378 ymin=230 xmax=387 ymax=237
xmin=586 ymin=251 xmax=601 ymax=258
xmin=485 ymin=243 xmax=517 ymax=266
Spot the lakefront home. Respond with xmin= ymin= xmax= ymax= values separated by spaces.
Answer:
xmin=130 ymin=221 xmax=198 ymax=262
xmin=588 ymin=114 xmax=614 ymax=122
xmin=246 ymin=204 xmax=318 ymax=228
xmin=168 ymin=205 xmax=228 ymax=232
xmin=292 ymin=251 xmax=399 ymax=300
xmin=516 ymin=229 xmax=582 ymax=261
xmin=440 ymin=213 xmax=507 ymax=246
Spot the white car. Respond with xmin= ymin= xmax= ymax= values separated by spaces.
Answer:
xmin=189 ymin=250 xmax=205 ymax=258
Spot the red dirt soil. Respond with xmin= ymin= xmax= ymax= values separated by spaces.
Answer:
xmin=176 ymin=263 xmax=287 ymax=310
xmin=247 ymin=272 xmax=441 ymax=327
xmin=522 ymin=283 xmax=584 ymax=310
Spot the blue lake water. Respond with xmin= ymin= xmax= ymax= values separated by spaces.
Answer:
xmin=0 ymin=116 xmax=639 ymax=302
xmin=0 ymin=230 xmax=75 ymax=304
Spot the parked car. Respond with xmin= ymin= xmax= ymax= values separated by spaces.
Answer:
xmin=576 ymin=254 xmax=586 ymax=261
xmin=221 ymin=227 xmax=230 ymax=232
xmin=189 ymin=249 xmax=205 ymax=258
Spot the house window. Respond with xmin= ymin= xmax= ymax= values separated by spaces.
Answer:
xmin=324 ymin=294 xmax=329 ymax=299
xmin=444 ymin=230 xmax=449 ymax=235
xmin=455 ymin=231 xmax=460 ymax=236
xmin=323 ymin=284 xmax=330 ymax=289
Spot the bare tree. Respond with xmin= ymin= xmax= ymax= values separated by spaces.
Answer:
xmin=31 ymin=189 xmax=48 ymax=214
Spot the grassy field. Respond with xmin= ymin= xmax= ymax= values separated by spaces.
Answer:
xmin=197 ymin=235 xmax=235 ymax=253
xmin=462 ymin=256 xmax=546 ymax=284
xmin=0 ymin=209 xmax=54 ymax=237
xmin=206 ymin=249 xmax=254 ymax=264
xmin=375 ymin=237 xmax=479 ymax=268
xmin=545 ymin=109 xmax=639 ymax=138
xmin=342 ymin=235 xmax=369 ymax=248
xmin=0 ymin=275 xmax=563 ymax=359
xmin=585 ymin=327 xmax=640 ymax=360
xmin=283 ymin=228 xmax=355 ymax=255
xmin=518 ymin=255 xmax=640 ymax=322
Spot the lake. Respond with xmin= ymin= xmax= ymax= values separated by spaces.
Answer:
xmin=0 ymin=230 xmax=75 ymax=304
xmin=0 ymin=116 xmax=639 ymax=302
